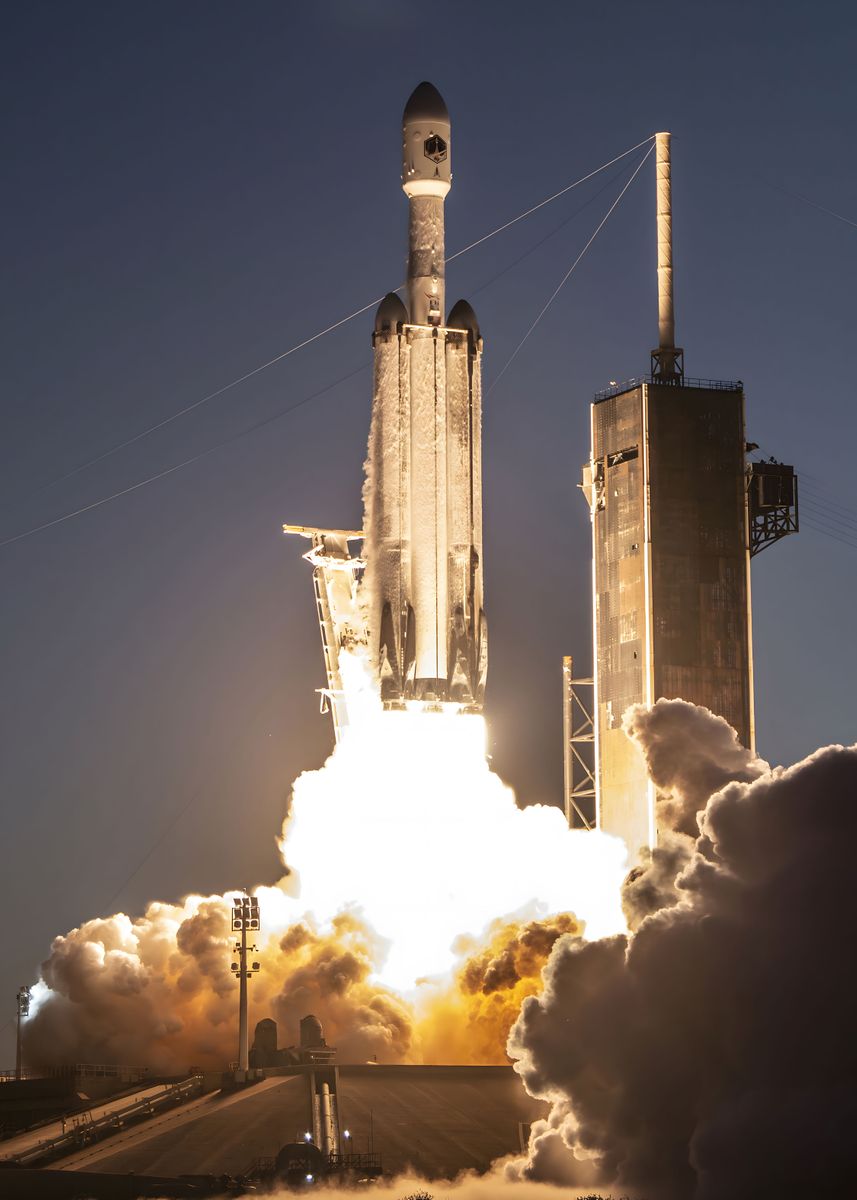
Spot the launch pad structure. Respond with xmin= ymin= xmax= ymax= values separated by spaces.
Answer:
xmin=571 ymin=132 xmax=799 ymax=858
xmin=282 ymin=525 xmax=365 ymax=741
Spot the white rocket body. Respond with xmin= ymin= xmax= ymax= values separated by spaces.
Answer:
xmin=362 ymin=83 xmax=487 ymax=709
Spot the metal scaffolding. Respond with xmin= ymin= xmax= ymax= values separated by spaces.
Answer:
xmin=747 ymin=461 xmax=799 ymax=557
xmin=562 ymin=656 xmax=597 ymax=830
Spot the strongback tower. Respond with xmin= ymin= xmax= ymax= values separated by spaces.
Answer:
xmin=578 ymin=133 xmax=796 ymax=860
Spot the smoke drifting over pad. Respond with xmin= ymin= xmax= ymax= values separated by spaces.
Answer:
xmin=23 ymin=665 xmax=626 ymax=1072
xmin=508 ymin=700 xmax=857 ymax=1198
xmin=22 ymin=694 xmax=854 ymax=1197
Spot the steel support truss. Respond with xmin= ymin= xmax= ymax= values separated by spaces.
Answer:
xmin=746 ymin=462 xmax=799 ymax=557
xmin=563 ymin=655 xmax=597 ymax=830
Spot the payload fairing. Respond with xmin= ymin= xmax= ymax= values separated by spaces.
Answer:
xmin=286 ymin=83 xmax=487 ymax=731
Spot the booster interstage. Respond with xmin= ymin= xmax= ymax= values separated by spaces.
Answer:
xmin=286 ymin=83 xmax=487 ymax=732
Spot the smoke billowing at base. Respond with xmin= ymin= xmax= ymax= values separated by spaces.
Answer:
xmin=23 ymin=676 xmax=626 ymax=1072
xmin=507 ymin=701 xmax=857 ymax=1199
xmin=23 ymin=694 xmax=856 ymax=1197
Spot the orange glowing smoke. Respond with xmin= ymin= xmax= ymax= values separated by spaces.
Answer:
xmin=24 ymin=672 xmax=627 ymax=1072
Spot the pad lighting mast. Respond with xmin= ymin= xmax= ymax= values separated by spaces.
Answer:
xmin=231 ymin=894 xmax=260 ymax=1078
xmin=16 ymin=986 xmax=31 ymax=1080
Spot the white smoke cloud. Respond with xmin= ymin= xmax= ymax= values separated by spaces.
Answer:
xmin=508 ymin=699 xmax=857 ymax=1199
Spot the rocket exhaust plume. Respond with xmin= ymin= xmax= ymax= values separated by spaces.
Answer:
xmin=280 ymin=674 xmax=626 ymax=992
xmin=23 ymin=654 xmax=627 ymax=1072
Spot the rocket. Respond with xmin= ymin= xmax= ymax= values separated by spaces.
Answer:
xmin=363 ymin=82 xmax=487 ymax=710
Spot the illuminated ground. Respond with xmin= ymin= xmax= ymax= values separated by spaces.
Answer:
xmin=54 ymin=1066 xmax=546 ymax=1180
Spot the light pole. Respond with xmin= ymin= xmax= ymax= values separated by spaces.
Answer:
xmin=16 ymin=986 xmax=31 ymax=1081
xmin=231 ymin=894 xmax=260 ymax=1078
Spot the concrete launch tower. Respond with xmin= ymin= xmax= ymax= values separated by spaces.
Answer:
xmin=575 ymin=133 xmax=798 ymax=859
xmin=286 ymin=84 xmax=486 ymax=735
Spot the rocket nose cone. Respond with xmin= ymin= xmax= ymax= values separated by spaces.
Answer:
xmin=375 ymin=291 xmax=408 ymax=332
xmin=403 ymin=81 xmax=448 ymax=124
xmin=448 ymin=299 xmax=481 ymax=342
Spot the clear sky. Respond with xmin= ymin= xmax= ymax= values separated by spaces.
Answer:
xmin=2 ymin=0 xmax=855 ymax=1060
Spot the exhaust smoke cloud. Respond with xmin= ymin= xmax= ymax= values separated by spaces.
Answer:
xmin=507 ymin=699 xmax=857 ymax=1199
xmin=24 ymin=665 xmax=627 ymax=1072
xmin=22 ymin=693 xmax=853 ymax=1197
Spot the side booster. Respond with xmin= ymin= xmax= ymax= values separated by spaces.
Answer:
xmin=363 ymin=82 xmax=487 ymax=710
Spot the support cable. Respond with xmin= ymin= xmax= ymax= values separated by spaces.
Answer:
xmin=468 ymin=160 xmax=637 ymax=300
xmin=487 ymin=142 xmax=656 ymax=394
xmin=445 ymin=135 xmax=655 ymax=264
xmin=798 ymin=503 xmax=857 ymax=548
xmin=800 ymin=496 xmax=857 ymax=537
xmin=800 ymin=518 xmax=857 ymax=553
xmin=799 ymin=481 xmax=857 ymax=523
xmin=763 ymin=181 xmax=857 ymax=230
xmin=3 ymin=142 xmax=656 ymax=550
xmin=0 ymin=365 xmax=366 ymax=548
xmin=39 ymin=137 xmax=654 ymax=492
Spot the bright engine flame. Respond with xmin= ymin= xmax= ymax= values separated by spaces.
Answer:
xmin=24 ymin=658 xmax=629 ymax=1071
xmin=280 ymin=673 xmax=627 ymax=994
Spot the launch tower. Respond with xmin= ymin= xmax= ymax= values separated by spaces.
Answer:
xmin=576 ymin=133 xmax=798 ymax=858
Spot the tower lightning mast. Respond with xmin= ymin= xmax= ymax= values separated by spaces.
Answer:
xmin=651 ymin=132 xmax=683 ymax=380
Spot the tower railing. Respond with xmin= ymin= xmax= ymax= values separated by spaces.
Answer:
xmin=594 ymin=375 xmax=744 ymax=403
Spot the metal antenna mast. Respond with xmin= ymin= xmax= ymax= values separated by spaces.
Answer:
xmin=651 ymin=132 xmax=684 ymax=380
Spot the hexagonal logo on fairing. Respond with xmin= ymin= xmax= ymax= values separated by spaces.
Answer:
xmin=424 ymin=134 xmax=447 ymax=164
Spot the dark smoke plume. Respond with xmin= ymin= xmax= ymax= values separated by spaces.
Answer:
xmin=508 ymin=700 xmax=857 ymax=1199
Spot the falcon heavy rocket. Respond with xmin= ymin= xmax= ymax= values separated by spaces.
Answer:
xmin=285 ymin=83 xmax=486 ymax=735
xmin=364 ymin=82 xmax=487 ymax=710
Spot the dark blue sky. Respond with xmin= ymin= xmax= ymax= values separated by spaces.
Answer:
xmin=2 ymin=0 xmax=855 ymax=1059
